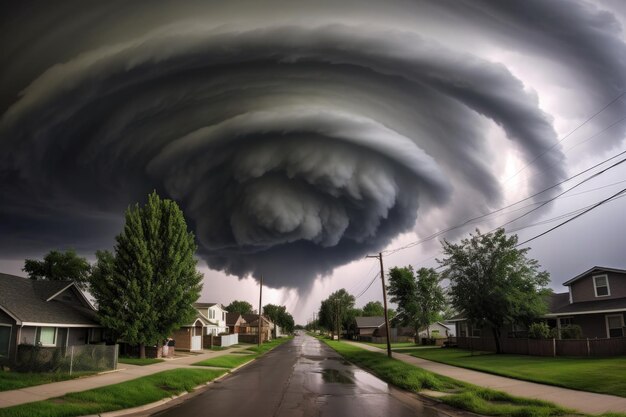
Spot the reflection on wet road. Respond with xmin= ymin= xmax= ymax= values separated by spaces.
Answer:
xmin=154 ymin=332 xmax=444 ymax=417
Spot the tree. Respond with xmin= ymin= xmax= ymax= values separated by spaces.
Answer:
xmin=23 ymin=249 xmax=91 ymax=289
xmin=318 ymin=289 xmax=355 ymax=338
xmin=362 ymin=301 xmax=384 ymax=317
xmin=225 ymin=300 xmax=254 ymax=315
xmin=439 ymin=228 xmax=550 ymax=353
xmin=387 ymin=266 xmax=445 ymax=340
xmin=263 ymin=304 xmax=295 ymax=336
xmin=89 ymin=192 xmax=203 ymax=358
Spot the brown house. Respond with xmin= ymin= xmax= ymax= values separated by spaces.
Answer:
xmin=226 ymin=312 xmax=246 ymax=333
xmin=452 ymin=266 xmax=626 ymax=340
xmin=545 ymin=266 xmax=626 ymax=339
xmin=0 ymin=273 xmax=102 ymax=365
xmin=170 ymin=314 xmax=210 ymax=351
xmin=241 ymin=314 xmax=273 ymax=343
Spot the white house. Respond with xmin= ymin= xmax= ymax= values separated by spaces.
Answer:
xmin=194 ymin=303 xmax=229 ymax=335
xmin=418 ymin=322 xmax=453 ymax=339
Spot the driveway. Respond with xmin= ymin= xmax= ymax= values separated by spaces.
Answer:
xmin=150 ymin=332 xmax=445 ymax=417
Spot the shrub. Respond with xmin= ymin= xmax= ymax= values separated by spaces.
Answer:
xmin=560 ymin=325 xmax=583 ymax=340
xmin=528 ymin=322 xmax=551 ymax=339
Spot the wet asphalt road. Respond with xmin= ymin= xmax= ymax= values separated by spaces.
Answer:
xmin=153 ymin=332 xmax=443 ymax=417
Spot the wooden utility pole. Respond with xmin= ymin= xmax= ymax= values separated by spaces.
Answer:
xmin=366 ymin=252 xmax=392 ymax=358
xmin=258 ymin=275 xmax=263 ymax=347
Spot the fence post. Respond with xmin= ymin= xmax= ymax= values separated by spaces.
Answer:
xmin=69 ymin=346 xmax=74 ymax=375
xmin=114 ymin=344 xmax=119 ymax=369
xmin=552 ymin=338 xmax=556 ymax=357
xmin=586 ymin=338 xmax=590 ymax=356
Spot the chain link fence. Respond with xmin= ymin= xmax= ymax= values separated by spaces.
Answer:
xmin=16 ymin=344 xmax=118 ymax=374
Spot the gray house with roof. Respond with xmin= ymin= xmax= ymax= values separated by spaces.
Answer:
xmin=0 ymin=273 xmax=102 ymax=364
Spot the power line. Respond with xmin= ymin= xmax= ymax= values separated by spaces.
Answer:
xmin=516 ymin=187 xmax=626 ymax=247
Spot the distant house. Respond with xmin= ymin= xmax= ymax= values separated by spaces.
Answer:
xmin=241 ymin=314 xmax=273 ymax=343
xmin=354 ymin=316 xmax=385 ymax=340
xmin=226 ymin=312 xmax=247 ymax=334
xmin=451 ymin=266 xmax=626 ymax=340
xmin=0 ymin=273 xmax=102 ymax=364
xmin=417 ymin=322 xmax=452 ymax=339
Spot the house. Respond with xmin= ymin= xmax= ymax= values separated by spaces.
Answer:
xmin=418 ymin=322 xmax=452 ymax=339
xmin=354 ymin=316 xmax=385 ymax=340
xmin=241 ymin=314 xmax=273 ymax=343
xmin=0 ymin=273 xmax=102 ymax=364
xmin=545 ymin=266 xmax=626 ymax=339
xmin=194 ymin=303 xmax=228 ymax=335
xmin=226 ymin=312 xmax=247 ymax=333
xmin=451 ymin=266 xmax=626 ymax=340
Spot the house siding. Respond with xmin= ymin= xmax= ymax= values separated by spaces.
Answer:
xmin=0 ymin=315 xmax=17 ymax=364
xmin=172 ymin=328 xmax=191 ymax=350
xmin=570 ymin=271 xmax=626 ymax=302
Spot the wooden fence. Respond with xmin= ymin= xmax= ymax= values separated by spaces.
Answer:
xmin=454 ymin=336 xmax=626 ymax=357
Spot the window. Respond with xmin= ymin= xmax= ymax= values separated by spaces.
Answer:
xmin=559 ymin=317 xmax=573 ymax=327
xmin=471 ymin=325 xmax=481 ymax=338
xmin=209 ymin=309 xmax=215 ymax=319
xmin=606 ymin=314 xmax=624 ymax=338
xmin=38 ymin=327 xmax=57 ymax=346
xmin=593 ymin=275 xmax=610 ymax=297
xmin=0 ymin=325 xmax=11 ymax=357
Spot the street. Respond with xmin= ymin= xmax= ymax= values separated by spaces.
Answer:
xmin=152 ymin=332 xmax=444 ymax=417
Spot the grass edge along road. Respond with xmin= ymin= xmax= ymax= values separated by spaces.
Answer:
xmin=193 ymin=337 xmax=293 ymax=368
xmin=0 ymin=337 xmax=292 ymax=417
xmin=0 ymin=371 xmax=96 ymax=392
xmin=406 ymin=347 xmax=626 ymax=399
xmin=321 ymin=337 xmax=626 ymax=417
xmin=0 ymin=368 xmax=226 ymax=417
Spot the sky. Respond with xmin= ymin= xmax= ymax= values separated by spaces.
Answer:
xmin=1 ymin=0 xmax=625 ymax=324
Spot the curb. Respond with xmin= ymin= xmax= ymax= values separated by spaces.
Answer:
xmin=93 ymin=354 xmax=259 ymax=417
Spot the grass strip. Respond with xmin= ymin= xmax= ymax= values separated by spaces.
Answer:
xmin=193 ymin=354 xmax=257 ymax=369
xmin=117 ymin=357 xmax=164 ymax=366
xmin=322 ymin=339 xmax=570 ymax=417
xmin=0 ymin=368 xmax=226 ymax=417
xmin=0 ymin=371 xmax=92 ymax=392
xmin=245 ymin=337 xmax=293 ymax=354
xmin=406 ymin=347 xmax=626 ymax=398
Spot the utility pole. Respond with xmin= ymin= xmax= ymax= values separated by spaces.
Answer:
xmin=366 ymin=252 xmax=392 ymax=358
xmin=258 ymin=275 xmax=263 ymax=347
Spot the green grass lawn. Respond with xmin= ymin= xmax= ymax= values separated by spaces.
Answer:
xmin=245 ymin=336 xmax=292 ymax=354
xmin=360 ymin=341 xmax=419 ymax=349
xmin=117 ymin=357 xmax=164 ymax=366
xmin=193 ymin=354 xmax=257 ymax=369
xmin=0 ymin=371 xmax=94 ymax=392
xmin=0 ymin=368 xmax=226 ymax=417
xmin=322 ymin=339 xmax=570 ymax=417
xmin=407 ymin=348 xmax=626 ymax=398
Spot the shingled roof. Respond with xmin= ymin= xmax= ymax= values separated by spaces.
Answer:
xmin=355 ymin=316 xmax=385 ymax=328
xmin=0 ymin=273 xmax=98 ymax=326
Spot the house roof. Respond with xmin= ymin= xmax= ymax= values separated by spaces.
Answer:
xmin=0 ymin=273 xmax=99 ymax=326
xmin=194 ymin=302 xmax=223 ymax=309
xmin=562 ymin=266 xmax=626 ymax=286
xmin=548 ymin=292 xmax=570 ymax=312
xmin=355 ymin=316 xmax=385 ymax=328
xmin=226 ymin=312 xmax=245 ymax=326
xmin=242 ymin=314 xmax=272 ymax=325
xmin=547 ymin=296 xmax=626 ymax=316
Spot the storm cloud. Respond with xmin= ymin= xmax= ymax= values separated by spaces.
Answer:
xmin=1 ymin=1 xmax=625 ymax=290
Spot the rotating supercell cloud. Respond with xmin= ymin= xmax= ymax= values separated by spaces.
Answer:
xmin=1 ymin=1 xmax=625 ymax=291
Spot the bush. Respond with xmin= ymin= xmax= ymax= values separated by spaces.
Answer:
xmin=421 ymin=338 xmax=436 ymax=345
xmin=560 ymin=325 xmax=583 ymax=339
xmin=528 ymin=322 xmax=551 ymax=339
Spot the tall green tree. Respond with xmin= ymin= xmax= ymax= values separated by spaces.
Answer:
xmin=362 ymin=301 xmax=384 ymax=317
xmin=439 ymin=228 xmax=550 ymax=353
xmin=263 ymin=304 xmax=295 ymax=335
xmin=23 ymin=249 xmax=91 ymax=289
xmin=225 ymin=300 xmax=254 ymax=315
xmin=90 ymin=192 xmax=203 ymax=358
xmin=318 ymin=289 xmax=355 ymax=338
xmin=387 ymin=266 xmax=444 ymax=340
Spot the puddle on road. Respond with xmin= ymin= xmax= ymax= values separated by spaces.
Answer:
xmin=321 ymin=368 xmax=353 ymax=384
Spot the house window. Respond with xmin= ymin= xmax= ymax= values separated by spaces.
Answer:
xmin=38 ymin=327 xmax=57 ymax=346
xmin=593 ymin=275 xmax=611 ymax=297
xmin=470 ymin=325 xmax=481 ymax=338
xmin=559 ymin=317 xmax=573 ymax=327
xmin=209 ymin=310 xmax=215 ymax=319
xmin=606 ymin=314 xmax=624 ymax=338
xmin=0 ymin=325 xmax=11 ymax=357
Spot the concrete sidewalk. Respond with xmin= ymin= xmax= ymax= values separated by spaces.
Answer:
xmin=0 ymin=346 xmax=253 ymax=408
xmin=346 ymin=341 xmax=626 ymax=414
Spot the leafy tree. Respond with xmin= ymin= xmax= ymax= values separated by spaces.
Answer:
xmin=263 ymin=304 xmax=295 ymax=335
xmin=225 ymin=300 xmax=254 ymax=315
xmin=344 ymin=307 xmax=363 ymax=338
xmin=387 ymin=266 xmax=445 ymax=340
xmin=439 ymin=228 xmax=550 ymax=353
xmin=90 ymin=192 xmax=203 ymax=358
xmin=318 ymin=289 xmax=355 ymax=338
xmin=362 ymin=301 xmax=384 ymax=317
xmin=23 ymin=249 xmax=91 ymax=289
